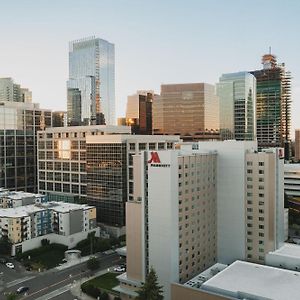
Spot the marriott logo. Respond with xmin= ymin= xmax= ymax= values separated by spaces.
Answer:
xmin=147 ymin=152 xmax=161 ymax=164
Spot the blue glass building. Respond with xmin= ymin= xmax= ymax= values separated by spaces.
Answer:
xmin=67 ymin=37 xmax=115 ymax=125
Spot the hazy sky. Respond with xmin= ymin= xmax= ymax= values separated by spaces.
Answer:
xmin=0 ymin=0 xmax=299 ymax=134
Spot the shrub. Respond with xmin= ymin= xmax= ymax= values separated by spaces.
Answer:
xmin=101 ymin=291 xmax=109 ymax=300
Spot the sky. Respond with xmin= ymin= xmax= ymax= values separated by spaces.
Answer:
xmin=0 ymin=0 xmax=299 ymax=135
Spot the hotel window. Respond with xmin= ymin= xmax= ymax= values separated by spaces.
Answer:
xmin=259 ymin=170 xmax=264 ymax=175
xmin=129 ymin=143 xmax=135 ymax=150
xmin=259 ymin=162 xmax=264 ymax=166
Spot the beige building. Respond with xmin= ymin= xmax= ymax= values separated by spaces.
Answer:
xmin=153 ymin=83 xmax=219 ymax=141
xmin=245 ymin=148 xmax=285 ymax=264
xmin=116 ymin=148 xmax=218 ymax=300
xmin=295 ymin=129 xmax=300 ymax=161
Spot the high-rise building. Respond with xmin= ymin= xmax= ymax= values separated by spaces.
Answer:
xmin=126 ymin=90 xmax=154 ymax=134
xmin=86 ymin=135 xmax=180 ymax=229
xmin=245 ymin=148 xmax=285 ymax=264
xmin=37 ymin=126 xmax=131 ymax=204
xmin=0 ymin=101 xmax=52 ymax=192
xmin=116 ymin=148 xmax=217 ymax=299
xmin=217 ymin=72 xmax=256 ymax=141
xmin=0 ymin=78 xmax=32 ymax=103
xmin=67 ymin=36 xmax=115 ymax=125
xmin=295 ymin=129 xmax=300 ymax=161
xmin=250 ymin=54 xmax=291 ymax=159
xmin=52 ymin=111 xmax=67 ymax=127
xmin=152 ymin=83 xmax=219 ymax=141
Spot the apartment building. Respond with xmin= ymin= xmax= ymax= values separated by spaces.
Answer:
xmin=116 ymin=148 xmax=217 ymax=300
xmin=0 ymin=190 xmax=46 ymax=208
xmin=245 ymin=148 xmax=285 ymax=264
xmin=37 ymin=125 xmax=131 ymax=203
xmin=0 ymin=201 xmax=97 ymax=255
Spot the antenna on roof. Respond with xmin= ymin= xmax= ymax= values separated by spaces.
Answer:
xmin=269 ymin=46 xmax=272 ymax=54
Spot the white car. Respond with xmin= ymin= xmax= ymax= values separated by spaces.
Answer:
xmin=114 ymin=265 xmax=126 ymax=272
xmin=6 ymin=262 xmax=15 ymax=269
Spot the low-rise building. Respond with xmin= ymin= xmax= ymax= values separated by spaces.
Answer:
xmin=0 ymin=190 xmax=46 ymax=208
xmin=0 ymin=201 xmax=97 ymax=255
xmin=171 ymin=260 xmax=300 ymax=300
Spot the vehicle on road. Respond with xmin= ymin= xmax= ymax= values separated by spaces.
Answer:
xmin=114 ymin=264 xmax=126 ymax=272
xmin=6 ymin=262 xmax=15 ymax=269
xmin=16 ymin=286 xmax=29 ymax=294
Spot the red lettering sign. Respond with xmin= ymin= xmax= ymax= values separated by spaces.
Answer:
xmin=148 ymin=152 xmax=161 ymax=164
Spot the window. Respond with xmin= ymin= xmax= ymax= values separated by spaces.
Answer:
xmin=259 ymin=162 xmax=264 ymax=166
xmin=259 ymin=170 xmax=264 ymax=175
xmin=247 ymin=161 xmax=253 ymax=166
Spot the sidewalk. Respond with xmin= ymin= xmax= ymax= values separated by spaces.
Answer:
xmin=69 ymin=268 xmax=111 ymax=300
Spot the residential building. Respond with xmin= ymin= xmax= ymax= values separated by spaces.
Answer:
xmin=67 ymin=36 xmax=115 ymax=125
xmin=245 ymin=148 xmax=285 ymax=264
xmin=0 ymin=200 xmax=97 ymax=255
xmin=126 ymin=90 xmax=154 ymax=134
xmin=284 ymin=164 xmax=300 ymax=198
xmin=217 ymin=72 xmax=256 ymax=141
xmin=171 ymin=260 xmax=300 ymax=300
xmin=152 ymin=83 xmax=219 ymax=141
xmin=116 ymin=148 xmax=217 ymax=300
xmin=37 ymin=125 xmax=131 ymax=204
xmin=86 ymin=135 xmax=180 ymax=230
xmin=0 ymin=101 xmax=52 ymax=192
xmin=250 ymin=53 xmax=291 ymax=159
xmin=0 ymin=190 xmax=46 ymax=208
xmin=295 ymin=129 xmax=300 ymax=161
xmin=0 ymin=78 xmax=32 ymax=103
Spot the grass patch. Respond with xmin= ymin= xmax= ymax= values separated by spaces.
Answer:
xmin=85 ymin=272 xmax=119 ymax=292
xmin=17 ymin=243 xmax=67 ymax=270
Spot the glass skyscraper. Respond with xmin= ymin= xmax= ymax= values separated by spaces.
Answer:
xmin=217 ymin=72 xmax=256 ymax=141
xmin=67 ymin=37 xmax=115 ymax=126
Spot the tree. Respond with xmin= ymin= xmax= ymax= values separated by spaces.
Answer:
xmin=41 ymin=238 xmax=50 ymax=247
xmin=0 ymin=236 xmax=12 ymax=256
xmin=87 ymin=256 xmax=100 ymax=271
xmin=137 ymin=267 xmax=164 ymax=300
xmin=6 ymin=293 xmax=17 ymax=300
xmin=100 ymin=291 xmax=109 ymax=300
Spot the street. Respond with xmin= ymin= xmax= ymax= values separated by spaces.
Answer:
xmin=2 ymin=252 xmax=123 ymax=300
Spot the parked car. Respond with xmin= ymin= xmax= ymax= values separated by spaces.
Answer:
xmin=114 ymin=264 xmax=126 ymax=272
xmin=16 ymin=286 xmax=29 ymax=294
xmin=6 ymin=262 xmax=15 ymax=269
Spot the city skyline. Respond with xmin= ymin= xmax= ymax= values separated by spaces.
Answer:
xmin=0 ymin=0 xmax=299 ymax=134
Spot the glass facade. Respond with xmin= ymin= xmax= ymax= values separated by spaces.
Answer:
xmin=152 ymin=83 xmax=219 ymax=141
xmin=0 ymin=101 xmax=52 ymax=192
xmin=86 ymin=143 xmax=127 ymax=226
xmin=67 ymin=37 xmax=115 ymax=125
xmin=217 ymin=72 xmax=256 ymax=141
xmin=0 ymin=78 xmax=32 ymax=103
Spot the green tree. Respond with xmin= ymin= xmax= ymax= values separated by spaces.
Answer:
xmin=137 ymin=267 xmax=164 ymax=300
xmin=100 ymin=291 xmax=109 ymax=300
xmin=0 ymin=236 xmax=12 ymax=256
xmin=87 ymin=256 xmax=100 ymax=270
xmin=6 ymin=293 xmax=17 ymax=300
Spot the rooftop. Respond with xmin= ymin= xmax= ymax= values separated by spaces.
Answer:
xmin=201 ymin=260 xmax=300 ymax=300
xmin=268 ymin=243 xmax=300 ymax=259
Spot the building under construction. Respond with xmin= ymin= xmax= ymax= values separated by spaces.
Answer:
xmin=250 ymin=53 xmax=291 ymax=159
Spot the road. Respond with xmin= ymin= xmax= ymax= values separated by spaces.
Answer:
xmin=2 ymin=252 xmax=124 ymax=300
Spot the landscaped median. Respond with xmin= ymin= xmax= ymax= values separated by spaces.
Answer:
xmin=81 ymin=272 xmax=121 ymax=300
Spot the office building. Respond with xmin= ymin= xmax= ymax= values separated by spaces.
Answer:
xmin=86 ymin=135 xmax=180 ymax=229
xmin=0 ymin=101 xmax=52 ymax=192
xmin=37 ymin=125 xmax=131 ymax=204
xmin=67 ymin=36 xmax=115 ymax=125
xmin=217 ymin=72 xmax=256 ymax=141
xmin=116 ymin=148 xmax=217 ymax=299
xmin=52 ymin=111 xmax=67 ymax=127
xmin=125 ymin=90 xmax=154 ymax=134
xmin=295 ymin=129 xmax=300 ymax=161
xmin=0 ymin=78 xmax=32 ymax=103
xmin=0 ymin=200 xmax=97 ymax=255
xmin=171 ymin=260 xmax=300 ymax=300
xmin=245 ymin=148 xmax=285 ymax=264
xmin=250 ymin=54 xmax=291 ymax=158
xmin=152 ymin=83 xmax=219 ymax=141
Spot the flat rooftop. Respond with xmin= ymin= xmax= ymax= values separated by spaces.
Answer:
xmin=201 ymin=260 xmax=300 ymax=300
xmin=269 ymin=243 xmax=300 ymax=259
